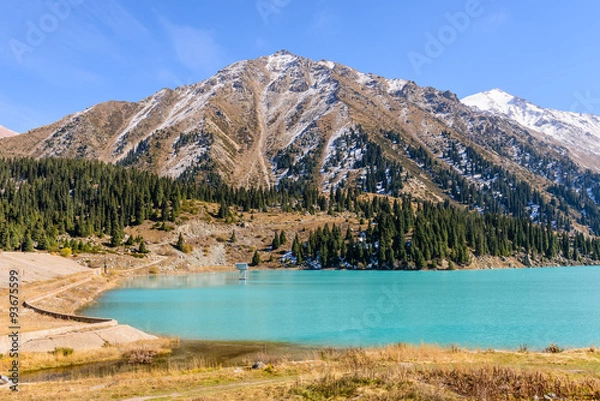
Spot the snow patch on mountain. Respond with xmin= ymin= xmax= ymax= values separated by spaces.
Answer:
xmin=114 ymin=92 xmax=168 ymax=154
xmin=317 ymin=60 xmax=336 ymax=70
xmin=262 ymin=56 xmax=340 ymax=148
xmin=265 ymin=50 xmax=298 ymax=73
xmin=321 ymin=126 xmax=365 ymax=192
xmin=386 ymin=78 xmax=409 ymax=95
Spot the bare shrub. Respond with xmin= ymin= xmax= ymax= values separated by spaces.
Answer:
xmin=544 ymin=343 xmax=563 ymax=353
xmin=123 ymin=348 xmax=157 ymax=365
xmin=50 ymin=347 xmax=74 ymax=356
xmin=422 ymin=366 xmax=600 ymax=400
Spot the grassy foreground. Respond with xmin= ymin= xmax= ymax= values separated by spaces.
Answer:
xmin=7 ymin=342 xmax=600 ymax=400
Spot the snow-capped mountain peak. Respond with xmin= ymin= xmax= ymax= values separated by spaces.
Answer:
xmin=462 ymin=89 xmax=600 ymax=170
xmin=462 ymin=88 xmax=518 ymax=113
xmin=264 ymin=49 xmax=300 ymax=73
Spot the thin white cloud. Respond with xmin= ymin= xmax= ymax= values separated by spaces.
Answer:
xmin=0 ymin=1 xmax=148 ymax=73
xmin=474 ymin=9 xmax=509 ymax=33
xmin=61 ymin=1 xmax=149 ymax=59
xmin=84 ymin=0 xmax=148 ymax=38
xmin=159 ymin=16 xmax=225 ymax=73
xmin=0 ymin=0 xmax=146 ymax=65
xmin=309 ymin=8 xmax=340 ymax=36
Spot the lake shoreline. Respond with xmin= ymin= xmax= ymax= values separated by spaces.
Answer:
xmin=19 ymin=336 xmax=600 ymax=383
xmin=84 ymin=266 xmax=600 ymax=352
xmin=4 ymin=253 xmax=599 ymax=374
xmin=13 ymin=338 xmax=600 ymax=400
xmin=3 ymin=257 xmax=600 ymax=401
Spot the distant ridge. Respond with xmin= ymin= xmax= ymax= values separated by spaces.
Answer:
xmin=0 ymin=125 xmax=18 ymax=138
xmin=462 ymin=88 xmax=600 ymax=171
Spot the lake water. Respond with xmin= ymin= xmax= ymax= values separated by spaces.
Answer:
xmin=83 ymin=267 xmax=600 ymax=350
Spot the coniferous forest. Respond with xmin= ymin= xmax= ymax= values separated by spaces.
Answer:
xmin=0 ymin=157 xmax=598 ymax=269
xmin=291 ymin=196 xmax=600 ymax=270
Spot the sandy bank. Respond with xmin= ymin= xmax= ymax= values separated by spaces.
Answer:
xmin=0 ymin=252 xmax=88 ymax=287
xmin=0 ymin=321 xmax=156 ymax=353
xmin=0 ymin=252 xmax=168 ymax=354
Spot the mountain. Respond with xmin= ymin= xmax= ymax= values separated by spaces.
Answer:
xmin=1 ymin=51 xmax=600 ymax=235
xmin=0 ymin=50 xmax=422 ymax=188
xmin=0 ymin=125 xmax=18 ymax=138
xmin=462 ymin=89 xmax=600 ymax=172
xmin=0 ymin=51 xmax=571 ymax=186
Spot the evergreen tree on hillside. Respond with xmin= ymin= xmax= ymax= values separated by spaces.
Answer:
xmin=21 ymin=233 xmax=34 ymax=252
xmin=251 ymin=250 xmax=261 ymax=266
xmin=110 ymin=219 xmax=124 ymax=247
xmin=218 ymin=200 xmax=229 ymax=219
xmin=272 ymin=231 xmax=281 ymax=250
xmin=0 ymin=156 xmax=596 ymax=266
xmin=138 ymin=240 xmax=149 ymax=254
xmin=292 ymin=234 xmax=303 ymax=264
xmin=176 ymin=233 xmax=185 ymax=251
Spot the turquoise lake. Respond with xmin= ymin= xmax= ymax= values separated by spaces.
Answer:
xmin=83 ymin=267 xmax=600 ymax=350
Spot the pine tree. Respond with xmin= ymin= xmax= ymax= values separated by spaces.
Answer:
xmin=37 ymin=235 xmax=49 ymax=251
xmin=415 ymin=249 xmax=426 ymax=269
xmin=545 ymin=231 xmax=556 ymax=259
xmin=176 ymin=232 xmax=185 ymax=251
xmin=22 ymin=233 xmax=34 ymax=252
xmin=138 ymin=240 xmax=149 ymax=254
xmin=251 ymin=250 xmax=261 ymax=266
xmin=218 ymin=200 xmax=229 ymax=219
xmin=161 ymin=200 xmax=170 ymax=222
xmin=110 ymin=219 xmax=124 ymax=247
xmin=292 ymin=234 xmax=303 ymax=264
xmin=272 ymin=231 xmax=281 ymax=250
xmin=562 ymin=233 xmax=570 ymax=259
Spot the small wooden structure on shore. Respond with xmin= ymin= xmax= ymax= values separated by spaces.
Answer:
xmin=235 ymin=263 xmax=249 ymax=280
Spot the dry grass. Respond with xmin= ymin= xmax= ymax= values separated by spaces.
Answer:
xmin=0 ymin=338 xmax=172 ymax=373
xmin=287 ymin=346 xmax=600 ymax=401
xmin=422 ymin=365 xmax=600 ymax=401
xmin=8 ymin=343 xmax=600 ymax=401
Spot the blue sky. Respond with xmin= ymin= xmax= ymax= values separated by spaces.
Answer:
xmin=1 ymin=0 xmax=600 ymax=133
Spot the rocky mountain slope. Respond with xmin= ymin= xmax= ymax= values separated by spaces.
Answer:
xmin=0 ymin=124 xmax=18 ymax=138
xmin=1 ymin=51 xmax=599 ymax=234
xmin=462 ymin=89 xmax=600 ymax=172
xmin=0 ymin=52 xmax=574 ymax=184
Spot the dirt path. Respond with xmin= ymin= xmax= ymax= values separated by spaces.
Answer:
xmin=114 ymin=255 xmax=168 ymax=273
xmin=26 ymin=277 xmax=92 ymax=303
